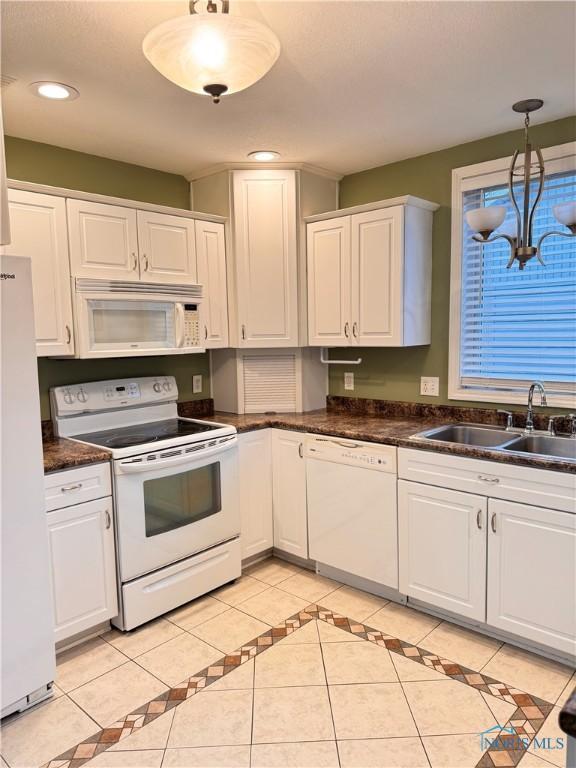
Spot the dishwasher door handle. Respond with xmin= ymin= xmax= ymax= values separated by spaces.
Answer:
xmin=314 ymin=437 xmax=361 ymax=449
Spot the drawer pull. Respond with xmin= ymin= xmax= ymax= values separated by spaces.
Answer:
xmin=491 ymin=512 xmax=497 ymax=533
xmin=478 ymin=474 xmax=500 ymax=484
xmin=61 ymin=483 xmax=83 ymax=492
xmin=298 ymin=442 xmax=303 ymax=458
xmin=476 ymin=509 xmax=483 ymax=529
xmin=105 ymin=510 xmax=111 ymax=530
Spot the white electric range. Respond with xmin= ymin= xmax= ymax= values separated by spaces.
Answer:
xmin=51 ymin=376 xmax=240 ymax=630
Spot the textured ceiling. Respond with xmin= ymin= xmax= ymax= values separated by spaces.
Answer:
xmin=1 ymin=0 xmax=575 ymax=178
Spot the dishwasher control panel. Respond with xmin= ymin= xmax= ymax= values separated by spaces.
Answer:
xmin=305 ymin=436 xmax=396 ymax=473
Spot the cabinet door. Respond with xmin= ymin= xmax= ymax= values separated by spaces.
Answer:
xmin=307 ymin=217 xmax=351 ymax=346
xmin=238 ymin=430 xmax=273 ymax=559
xmin=233 ymin=170 xmax=298 ymax=347
xmin=271 ymin=430 xmax=308 ymax=559
xmin=351 ymin=206 xmax=404 ymax=346
xmin=195 ymin=219 xmax=229 ymax=347
xmin=2 ymin=189 xmax=74 ymax=355
xmin=137 ymin=211 xmax=197 ymax=284
xmin=47 ymin=497 xmax=118 ymax=643
xmin=487 ymin=499 xmax=576 ymax=655
xmin=67 ymin=199 xmax=139 ymax=280
xmin=398 ymin=480 xmax=487 ymax=621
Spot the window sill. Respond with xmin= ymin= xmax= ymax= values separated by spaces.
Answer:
xmin=448 ymin=384 xmax=576 ymax=410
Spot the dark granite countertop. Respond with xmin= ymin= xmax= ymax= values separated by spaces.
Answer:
xmin=209 ymin=409 xmax=576 ymax=474
xmin=43 ymin=435 xmax=111 ymax=474
xmin=560 ymin=686 xmax=576 ymax=739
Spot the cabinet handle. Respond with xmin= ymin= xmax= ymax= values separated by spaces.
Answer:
xmin=132 ymin=252 xmax=138 ymax=271
xmin=490 ymin=512 xmax=497 ymax=533
xmin=478 ymin=474 xmax=500 ymax=484
xmin=298 ymin=442 xmax=303 ymax=458
xmin=65 ymin=325 xmax=72 ymax=345
xmin=352 ymin=322 xmax=358 ymax=338
xmin=476 ymin=509 xmax=483 ymax=529
xmin=61 ymin=482 xmax=82 ymax=493
xmin=204 ymin=325 xmax=208 ymax=340
xmin=142 ymin=254 xmax=149 ymax=271
xmin=344 ymin=322 xmax=350 ymax=338
xmin=241 ymin=324 xmax=246 ymax=340
xmin=105 ymin=510 xmax=111 ymax=530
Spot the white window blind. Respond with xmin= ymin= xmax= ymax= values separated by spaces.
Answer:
xmin=460 ymin=169 xmax=576 ymax=394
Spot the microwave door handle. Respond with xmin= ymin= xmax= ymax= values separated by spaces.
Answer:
xmin=117 ymin=438 xmax=237 ymax=474
xmin=175 ymin=304 xmax=185 ymax=348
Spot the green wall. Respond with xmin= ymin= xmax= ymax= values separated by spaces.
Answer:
xmin=335 ymin=116 xmax=576 ymax=408
xmin=4 ymin=136 xmax=210 ymax=419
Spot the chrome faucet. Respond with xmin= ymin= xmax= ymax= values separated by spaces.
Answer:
xmin=525 ymin=382 xmax=547 ymax=433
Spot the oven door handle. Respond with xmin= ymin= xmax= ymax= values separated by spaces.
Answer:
xmin=116 ymin=437 xmax=237 ymax=473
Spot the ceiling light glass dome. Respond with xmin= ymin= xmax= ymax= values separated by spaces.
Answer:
xmin=143 ymin=3 xmax=281 ymax=103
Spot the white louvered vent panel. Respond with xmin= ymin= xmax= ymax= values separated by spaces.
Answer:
xmin=242 ymin=355 xmax=297 ymax=413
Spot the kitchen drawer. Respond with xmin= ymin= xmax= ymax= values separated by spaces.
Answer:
xmin=398 ymin=448 xmax=576 ymax=514
xmin=45 ymin=463 xmax=112 ymax=512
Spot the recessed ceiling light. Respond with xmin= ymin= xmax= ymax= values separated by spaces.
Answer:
xmin=248 ymin=150 xmax=280 ymax=162
xmin=29 ymin=81 xmax=79 ymax=101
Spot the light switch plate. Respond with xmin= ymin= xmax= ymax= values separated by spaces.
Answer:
xmin=344 ymin=372 xmax=354 ymax=391
xmin=192 ymin=375 xmax=203 ymax=394
xmin=420 ymin=376 xmax=439 ymax=396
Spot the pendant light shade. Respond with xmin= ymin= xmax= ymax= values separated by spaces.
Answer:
xmin=143 ymin=10 xmax=280 ymax=102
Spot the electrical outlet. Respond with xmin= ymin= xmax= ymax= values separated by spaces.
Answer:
xmin=420 ymin=376 xmax=439 ymax=396
xmin=344 ymin=372 xmax=354 ymax=391
xmin=192 ymin=375 xmax=203 ymax=394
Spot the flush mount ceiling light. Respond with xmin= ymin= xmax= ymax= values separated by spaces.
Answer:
xmin=143 ymin=0 xmax=281 ymax=104
xmin=465 ymin=100 xmax=575 ymax=270
xmin=29 ymin=81 xmax=79 ymax=100
xmin=247 ymin=150 xmax=280 ymax=162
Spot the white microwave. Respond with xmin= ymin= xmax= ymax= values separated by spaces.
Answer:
xmin=73 ymin=279 xmax=205 ymax=358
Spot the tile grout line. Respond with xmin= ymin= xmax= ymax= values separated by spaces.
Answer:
xmin=316 ymin=625 xmax=342 ymax=768
xmin=36 ymin=603 xmax=555 ymax=768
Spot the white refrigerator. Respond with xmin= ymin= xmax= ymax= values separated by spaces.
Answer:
xmin=1 ymin=254 xmax=56 ymax=717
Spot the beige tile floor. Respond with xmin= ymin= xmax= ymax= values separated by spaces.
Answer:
xmin=1 ymin=557 xmax=574 ymax=768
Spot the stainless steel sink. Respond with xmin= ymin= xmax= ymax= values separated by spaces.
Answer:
xmin=502 ymin=435 xmax=576 ymax=461
xmin=414 ymin=424 xmax=517 ymax=448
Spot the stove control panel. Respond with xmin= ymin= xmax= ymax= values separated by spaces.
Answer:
xmin=51 ymin=376 xmax=178 ymax=416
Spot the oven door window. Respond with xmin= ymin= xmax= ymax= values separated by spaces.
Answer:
xmin=143 ymin=462 xmax=222 ymax=537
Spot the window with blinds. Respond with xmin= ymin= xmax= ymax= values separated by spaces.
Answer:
xmin=460 ymin=169 xmax=576 ymax=395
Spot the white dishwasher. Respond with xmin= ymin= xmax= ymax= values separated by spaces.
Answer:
xmin=306 ymin=435 xmax=398 ymax=588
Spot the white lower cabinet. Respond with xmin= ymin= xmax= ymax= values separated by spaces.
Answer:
xmin=271 ymin=430 xmax=308 ymax=559
xmin=238 ymin=430 xmax=273 ymax=559
xmin=398 ymin=480 xmax=487 ymax=621
xmin=487 ymin=499 xmax=576 ymax=656
xmin=47 ymin=496 xmax=118 ymax=643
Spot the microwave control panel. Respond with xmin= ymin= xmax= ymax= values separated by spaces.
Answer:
xmin=184 ymin=304 xmax=200 ymax=347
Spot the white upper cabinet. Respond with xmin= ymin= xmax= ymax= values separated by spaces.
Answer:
xmin=306 ymin=197 xmax=438 ymax=347
xmin=195 ymin=219 xmax=228 ymax=348
xmin=2 ymin=189 xmax=74 ymax=356
xmin=233 ymin=170 xmax=298 ymax=347
xmin=67 ymin=199 xmax=139 ymax=280
xmin=487 ymin=499 xmax=576 ymax=656
xmin=307 ymin=217 xmax=351 ymax=346
xmin=137 ymin=211 xmax=197 ymax=284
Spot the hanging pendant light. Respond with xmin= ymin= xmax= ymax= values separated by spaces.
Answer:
xmin=143 ymin=0 xmax=281 ymax=103
xmin=465 ymin=100 xmax=576 ymax=270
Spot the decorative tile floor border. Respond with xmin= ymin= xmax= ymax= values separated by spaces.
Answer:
xmin=41 ymin=604 xmax=555 ymax=768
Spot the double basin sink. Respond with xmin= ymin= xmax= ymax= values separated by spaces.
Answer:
xmin=414 ymin=424 xmax=576 ymax=461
